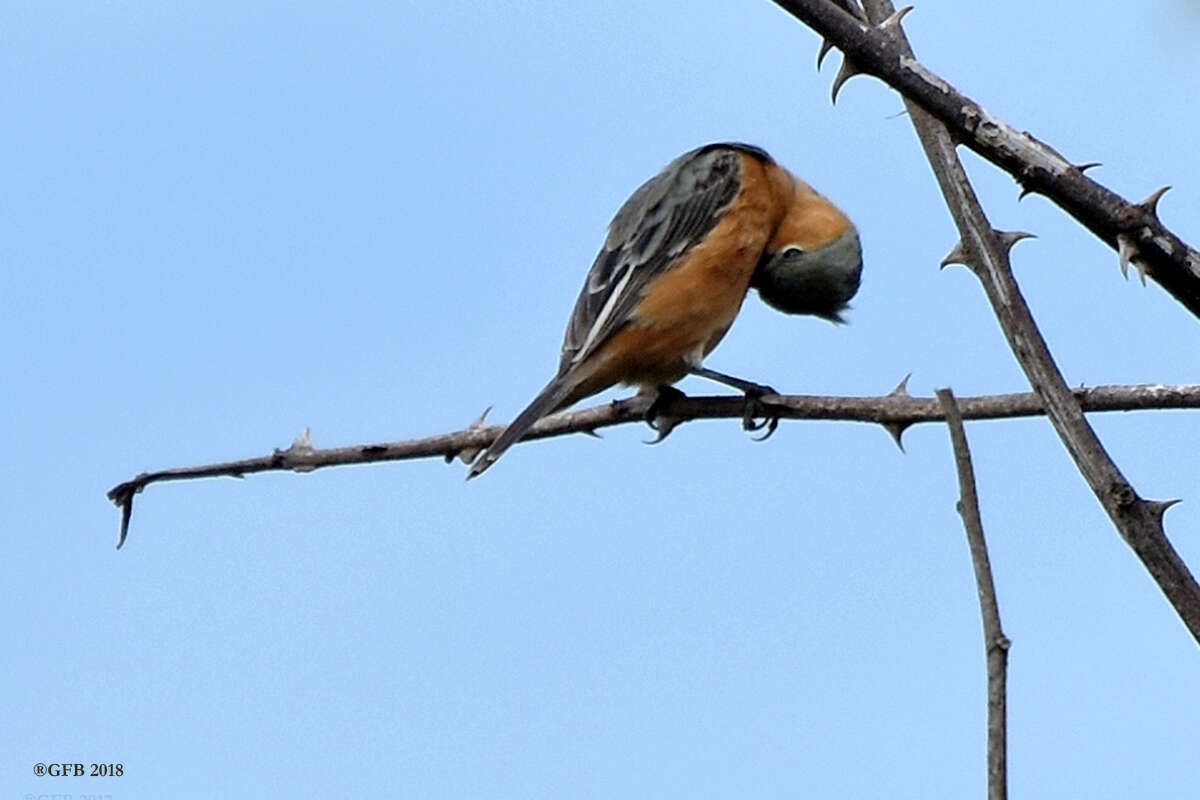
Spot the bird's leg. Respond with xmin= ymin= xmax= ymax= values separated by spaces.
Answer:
xmin=689 ymin=366 xmax=776 ymax=396
xmin=688 ymin=366 xmax=781 ymax=440
xmin=642 ymin=385 xmax=686 ymax=445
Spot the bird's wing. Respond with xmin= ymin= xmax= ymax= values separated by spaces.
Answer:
xmin=557 ymin=144 xmax=752 ymax=374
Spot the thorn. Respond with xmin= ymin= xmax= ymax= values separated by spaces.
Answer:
xmin=289 ymin=427 xmax=314 ymax=453
xmin=883 ymin=422 xmax=909 ymax=452
xmin=882 ymin=374 xmax=912 ymax=450
xmin=1117 ymin=234 xmax=1134 ymax=279
xmin=996 ymin=230 xmax=1036 ymax=253
xmin=940 ymin=240 xmax=968 ymax=269
xmin=816 ymin=0 xmax=867 ymax=70
xmin=817 ymin=39 xmax=835 ymax=70
xmin=453 ymin=406 xmax=494 ymax=465
xmin=1017 ymin=184 xmax=1034 ymax=201
xmin=580 ymin=428 xmax=603 ymax=439
xmin=285 ymin=427 xmax=317 ymax=472
xmin=1145 ymin=498 xmax=1182 ymax=522
xmin=831 ymin=57 xmax=863 ymax=105
xmin=878 ymin=5 xmax=913 ymax=34
xmin=1117 ymin=233 xmax=1148 ymax=285
xmin=1075 ymin=161 xmax=1102 ymax=174
xmin=1139 ymin=185 xmax=1171 ymax=217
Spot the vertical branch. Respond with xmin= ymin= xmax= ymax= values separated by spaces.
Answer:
xmin=937 ymin=388 xmax=1009 ymax=800
xmin=847 ymin=0 xmax=1200 ymax=645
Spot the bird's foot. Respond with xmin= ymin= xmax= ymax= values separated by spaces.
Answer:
xmin=685 ymin=366 xmax=782 ymax=441
xmin=740 ymin=383 xmax=781 ymax=441
xmin=643 ymin=385 xmax=686 ymax=444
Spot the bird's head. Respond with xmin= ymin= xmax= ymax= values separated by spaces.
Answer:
xmin=751 ymin=178 xmax=862 ymax=322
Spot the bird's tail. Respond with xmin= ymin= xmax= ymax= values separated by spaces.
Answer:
xmin=467 ymin=375 xmax=578 ymax=479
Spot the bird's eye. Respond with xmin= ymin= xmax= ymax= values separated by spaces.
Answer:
xmin=781 ymin=245 xmax=805 ymax=257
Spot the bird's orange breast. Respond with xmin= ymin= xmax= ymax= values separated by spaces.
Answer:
xmin=563 ymin=154 xmax=793 ymax=399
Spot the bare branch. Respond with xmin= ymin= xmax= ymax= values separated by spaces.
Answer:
xmin=834 ymin=0 xmax=1200 ymax=645
xmin=769 ymin=0 xmax=1200 ymax=317
xmin=936 ymin=388 xmax=1009 ymax=800
xmin=106 ymin=382 xmax=1200 ymax=548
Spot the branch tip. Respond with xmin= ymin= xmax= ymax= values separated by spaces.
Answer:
xmin=107 ymin=477 xmax=147 ymax=550
xmin=117 ymin=497 xmax=132 ymax=550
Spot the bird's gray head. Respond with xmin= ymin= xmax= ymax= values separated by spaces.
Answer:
xmin=752 ymin=226 xmax=862 ymax=322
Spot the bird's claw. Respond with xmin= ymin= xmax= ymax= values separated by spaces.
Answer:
xmin=643 ymin=386 xmax=686 ymax=445
xmin=746 ymin=414 xmax=779 ymax=441
xmin=741 ymin=385 xmax=781 ymax=441
xmin=643 ymin=425 xmax=676 ymax=445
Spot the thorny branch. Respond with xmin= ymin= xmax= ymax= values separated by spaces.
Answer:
xmin=770 ymin=0 xmax=1200 ymax=318
xmin=806 ymin=0 xmax=1200 ymax=644
xmin=106 ymin=382 xmax=1200 ymax=548
xmin=937 ymin=389 xmax=1009 ymax=800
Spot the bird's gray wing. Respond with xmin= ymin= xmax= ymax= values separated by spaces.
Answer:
xmin=557 ymin=144 xmax=753 ymax=374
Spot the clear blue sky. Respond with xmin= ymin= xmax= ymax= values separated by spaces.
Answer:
xmin=5 ymin=1 xmax=1199 ymax=796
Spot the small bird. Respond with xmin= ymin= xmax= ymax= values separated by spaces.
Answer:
xmin=468 ymin=142 xmax=861 ymax=478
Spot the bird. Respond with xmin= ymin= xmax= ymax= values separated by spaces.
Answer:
xmin=467 ymin=142 xmax=861 ymax=478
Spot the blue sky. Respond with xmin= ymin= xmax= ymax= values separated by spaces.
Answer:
xmin=4 ymin=1 xmax=1199 ymax=796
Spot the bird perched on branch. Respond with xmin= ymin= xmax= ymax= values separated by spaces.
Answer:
xmin=468 ymin=142 xmax=861 ymax=478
